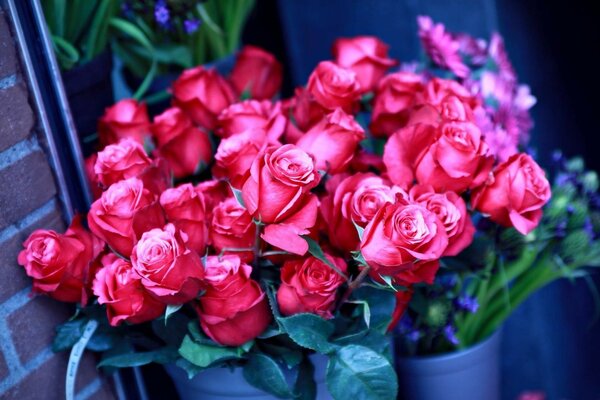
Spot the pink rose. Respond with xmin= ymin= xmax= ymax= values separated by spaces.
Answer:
xmin=472 ymin=153 xmax=551 ymax=234
xmin=94 ymin=139 xmax=151 ymax=188
xmin=195 ymin=255 xmax=271 ymax=346
xmin=131 ymin=224 xmax=205 ymax=304
xmin=171 ymin=66 xmax=236 ymax=130
xmin=420 ymin=78 xmax=479 ymax=110
xmin=297 ymin=109 xmax=365 ymax=174
xmin=195 ymin=180 xmax=231 ymax=219
xmin=277 ymin=254 xmax=347 ymax=319
xmin=217 ymin=100 xmax=286 ymax=140
xmin=242 ymin=145 xmax=321 ymax=255
xmin=160 ymin=184 xmax=208 ymax=253
xmin=306 ymin=61 xmax=361 ymax=113
xmin=98 ymin=99 xmax=150 ymax=147
xmin=291 ymin=87 xmax=330 ymax=131
xmin=210 ymin=198 xmax=256 ymax=263
xmin=88 ymin=178 xmax=165 ymax=257
xmin=332 ymin=36 xmax=397 ymax=93
xmin=230 ymin=45 xmax=283 ymax=100
xmin=93 ymin=253 xmax=165 ymax=326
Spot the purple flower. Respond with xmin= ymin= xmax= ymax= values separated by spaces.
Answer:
xmin=184 ymin=19 xmax=201 ymax=34
xmin=154 ymin=0 xmax=170 ymax=28
xmin=443 ymin=325 xmax=459 ymax=346
xmin=584 ymin=217 xmax=595 ymax=239
xmin=417 ymin=16 xmax=469 ymax=78
xmin=456 ymin=295 xmax=479 ymax=313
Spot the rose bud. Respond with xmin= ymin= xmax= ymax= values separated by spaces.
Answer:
xmin=98 ymin=99 xmax=150 ymax=147
xmin=321 ymin=173 xmax=401 ymax=252
xmin=195 ymin=255 xmax=271 ymax=346
xmin=171 ymin=66 xmax=237 ymax=130
xmin=93 ymin=253 xmax=165 ymax=326
xmin=415 ymin=121 xmax=494 ymax=193
xmin=196 ymin=180 xmax=231 ymax=219
xmin=387 ymin=287 xmax=414 ymax=332
xmin=360 ymin=196 xmax=448 ymax=281
xmin=18 ymin=216 xmax=104 ymax=304
xmin=369 ymin=72 xmax=424 ymax=137
xmin=291 ymin=86 xmax=330 ymax=131
xmin=242 ymin=145 xmax=321 ymax=255
xmin=210 ymin=198 xmax=256 ymax=263
xmin=332 ymin=36 xmax=397 ymax=93
xmin=297 ymin=109 xmax=365 ymax=174
xmin=306 ymin=61 xmax=361 ymax=113
xmin=472 ymin=153 xmax=551 ymax=235
xmin=349 ymin=149 xmax=385 ymax=173
xmin=277 ymin=254 xmax=347 ymax=319
xmin=420 ymin=78 xmax=479 ymax=110
xmin=88 ymin=177 xmax=165 ymax=257
xmin=160 ymin=184 xmax=208 ymax=253
xmin=131 ymin=224 xmax=205 ymax=304
xmin=94 ymin=139 xmax=152 ymax=188
xmin=216 ymin=100 xmax=286 ymax=140
xmin=230 ymin=45 xmax=283 ymax=100
xmin=409 ymin=185 xmax=475 ymax=256
xmin=152 ymin=107 xmax=213 ymax=178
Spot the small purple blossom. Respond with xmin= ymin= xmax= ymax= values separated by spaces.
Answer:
xmin=584 ymin=217 xmax=595 ymax=239
xmin=443 ymin=325 xmax=459 ymax=346
xmin=555 ymin=220 xmax=567 ymax=238
xmin=154 ymin=0 xmax=170 ymax=28
xmin=184 ymin=19 xmax=201 ymax=34
xmin=406 ymin=330 xmax=421 ymax=342
xmin=456 ymin=295 xmax=479 ymax=313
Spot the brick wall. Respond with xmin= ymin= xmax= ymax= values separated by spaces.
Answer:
xmin=0 ymin=8 xmax=114 ymax=399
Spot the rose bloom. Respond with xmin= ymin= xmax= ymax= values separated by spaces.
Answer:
xmin=160 ymin=184 xmax=208 ymax=253
xmin=297 ymin=108 xmax=365 ymax=174
xmin=195 ymin=255 xmax=271 ymax=346
xmin=242 ymin=145 xmax=321 ymax=255
xmin=306 ymin=61 xmax=361 ymax=113
xmin=409 ymin=185 xmax=475 ymax=256
xmin=171 ymin=66 xmax=237 ymax=130
xmin=420 ymin=78 xmax=479 ymax=110
xmin=360 ymin=196 xmax=448 ymax=282
xmin=369 ymin=72 xmax=424 ymax=137
xmin=94 ymin=139 xmax=151 ymax=188
xmin=230 ymin=45 xmax=283 ymax=100
xmin=217 ymin=99 xmax=286 ymax=140
xmin=18 ymin=216 xmax=104 ymax=303
xmin=88 ymin=177 xmax=165 ymax=257
xmin=131 ymin=224 xmax=205 ymax=304
xmin=98 ymin=99 xmax=150 ymax=147
xmin=291 ymin=86 xmax=330 ymax=131
xmin=195 ymin=180 xmax=231 ymax=219
xmin=321 ymin=173 xmax=400 ymax=252
xmin=277 ymin=254 xmax=347 ymax=319
xmin=152 ymin=107 xmax=213 ymax=178
xmin=93 ymin=253 xmax=165 ymax=326
xmin=332 ymin=36 xmax=397 ymax=93
xmin=210 ymin=198 xmax=256 ymax=263
xmin=472 ymin=153 xmax=551 ymax=235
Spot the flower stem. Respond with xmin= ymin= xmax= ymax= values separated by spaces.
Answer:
xmin=337 ymin=266 xmax=372 ymax=311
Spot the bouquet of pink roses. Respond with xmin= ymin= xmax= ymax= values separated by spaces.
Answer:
xmin=21 ymin=15 xmax=598 ymax=399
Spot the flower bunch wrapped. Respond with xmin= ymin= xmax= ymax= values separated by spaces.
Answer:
xmin=20 ymin=15 xmax=593 ymax=399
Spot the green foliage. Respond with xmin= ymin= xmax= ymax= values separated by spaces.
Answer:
xmin=277 ymin=313 xmax=337 ymax=354
xmin=98 ymin=347 xmax=177 ymax=368
xmin=243 ymin=354 xmax=295 ymax=398
xmin=178 ymin=335 xmax=249 ymax=368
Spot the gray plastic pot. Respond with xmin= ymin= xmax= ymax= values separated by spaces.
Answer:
xmin=165 ymin=354 xmax=331 ymax=400
xmin=396 ymin=330 xmax=501 ymax=400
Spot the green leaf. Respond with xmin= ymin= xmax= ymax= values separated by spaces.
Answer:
xmin=302 ymin=236 xmax=348 ymax=280
xmin=178 ymin=335 xmax=245 ymax=368
xmin=152 ymin=313 xmax=190 ymax=347
xmin=53 ymin=318 xmax=86 ymax=352
xmin=332 ymin=329 xmax=390 ymax=355
xmin=196 ymin=3 xmax=224 ymax=36
xmin=243 ymin=353 xmax=295 ymax=399
xmin=175 ymin=358 xmax=205 ymax=379
xmin=353 ymin=286 xmax=397 ymax=333
xmin=165 ymin=304 xmax=183 ymax=325
xmin=278 ymin=313 xmax=337 ymax=354
xmin=347 ymin=300 xmax=371 ymax=328
xmin=378 ymin=274 xmax=398 ymax=292
xmin=326 ymin=345 xmax=398 ymax=400
xmin=228 ymin=182 xmax=246 ymax=208
xmin=351 ymin=220 xmax=365 ymax=241
xmin=295 ymin=358 xmax=317 ymax=400
xmin=98 ymin=347 xmax=177 ymax=368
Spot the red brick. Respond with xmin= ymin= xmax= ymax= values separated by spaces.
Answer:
xmin=0 ymin=84 xmax=34 ymax=152
xmin=0 ymin=151 xmax=57 ymax=227
xmin=0 ymin=350 xmax=7 ymax=381
xmin=88 ymin=383 xmax=117 ymax=400
xmin=0 ymin=10 xmax=18 ymax=78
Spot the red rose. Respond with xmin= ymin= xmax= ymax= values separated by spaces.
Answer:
xmin=420 ymin=78 xmax=479 ymax=110
xmin=370 ymin=72 xmax=424 ymax=137
xmin=131 ymin=224 xmax=205 ymax=304
xmin=296 ymin=109 xmax=365 ymax=174
xmin=160 ymin=184 xmax=208 ymax=253
xmin=152 ymin=107 xmax=213 ymax=178
xmin=360 ymin=196 xmax=448 ymax=282
xmin=387 ymin=287 xmax=414 ymax=332
xmin=196 ymin=180 xmax=231 ymax=218
xmin=171 ymin=66 xmax=236 ymax=130
xmin=321 ymin=173 xmax=400 ymax=252
xmin=306 ymin=61 xmax=361 ymax=113
xmin=88 ymin=178 xmax=165 ymax=257
xmin=277 ymin=254 xmax=347 ymax=319
xmin=94 ymin=139 xmax=152 ymax=188
xmin=217 ymin=100 xmax=286 ymax=140
xmin=230 ymin=45 xmax=283 ymax=100
xmin=93 ymin=253 xmax=165 ymax=326
xmin=210 ymin=198 xmax=256 ymax=263
xmin=332 ymin=36 xmax=397 ymax=93
xmin=242 ymin=145 xmax=320 ymax=255
xmin=196 ymin=255 xmax=271 ymax=346
xmin=98 ymin=99 xmax=150 ymax=147
xmin=472 ymin=153 xmax=551 ymax=235
xmin=18 ymin=216 xmax=104 ymax=303
xmin=291 ymin=87 xmax=330 ymax=131
xmin=409 ymin=185 xmax=475 ymax=256
xmin=85 ymin=154 xmax=103 ymax=200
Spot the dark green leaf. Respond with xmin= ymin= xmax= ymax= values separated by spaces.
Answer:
xmin=243 ymin=354 xmax=295 ymax=399
xmin=98 ymin=347 xmax=177 ymax=368
xmin=332 ymin=329 xmax=390 ymax=355
xmin=326 ymin=345 xmax=397 ymax=400
xmin=53 ymin=318 xmax=87 ymax=352
xmin=278 ymin=313 xmax=337 ymax=354
xmin=152 ymin=313 xmax=190 ymax=346
xmin=228 ymin=183 xmax=246 ymax=208
xmin=178 ymin=335 xmax=245 ymax=368
xmin=175 ymin=358 xmax=205 ymax=379
xmin=294 ymin=358 xmax=317 ymax=400
xmin=353 ymin=286 xmax=396 ymax=333
xmin=302 ymin=236 xmax=348 ymax=279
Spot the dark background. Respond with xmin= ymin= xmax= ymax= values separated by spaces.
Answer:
xmin=242 ymin=0 xmax=600 ymax=399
